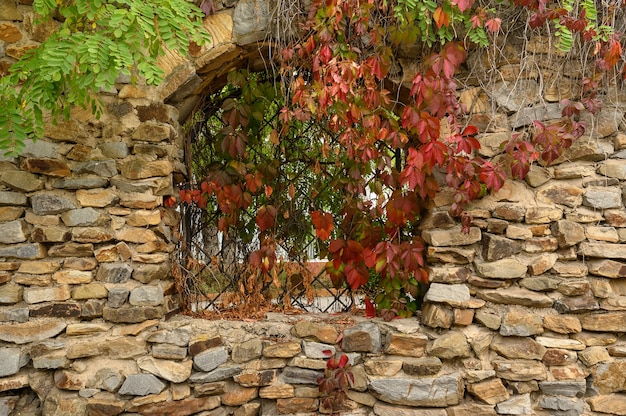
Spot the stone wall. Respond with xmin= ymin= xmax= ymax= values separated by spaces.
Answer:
xmin=3 ymin=0 xmax=626 ymax=415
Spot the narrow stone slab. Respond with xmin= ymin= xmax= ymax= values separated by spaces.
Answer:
xmin=422 ymin=226 xmax=481 ymax=247
xmin=369 ymin=373 xmax=462 ymax=407
xmin=588 ymin=394 xmax=626 ymax=415
xmin=424 ymin=283 xmax=470 ymax=307
xmin=580 ymin=242 xmax=626 ymax=259
xmin=118 ymin=374 xmax=165 ymax=396
xmin=477 ymin=287 xmax=553 ymax=308
xmin=0 ymin=320 xmax=66 ymax=344
xmin=474 ymin=258 xmax=527 ymax=279
xmin=581 ymin=312 xmax=626 ymax=332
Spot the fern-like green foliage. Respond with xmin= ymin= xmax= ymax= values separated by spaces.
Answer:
xmin=0 ymin=0 xmax=210 ymax=155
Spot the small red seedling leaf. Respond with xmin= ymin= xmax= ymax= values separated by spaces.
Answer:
xmin=364 ymin=296 xmax=377 ymax=318
xmin=322 ymin=349 xmax=333 ymax=357
xmin=337 ymin=354 xmax=349 ymax=369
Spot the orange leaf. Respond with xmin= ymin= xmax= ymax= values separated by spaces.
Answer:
xmin=311 ymin=210 xmax=334 ymax=240
xmin=256 ymin=205 xmax=277 ymax=232
xmin=433 ymin=7 xmax=449 ymax=29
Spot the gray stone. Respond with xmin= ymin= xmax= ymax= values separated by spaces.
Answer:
xmin=428 ymin=332 xmax=471 ymax=359
xmin=281 ymin=366 xmax=322 ymax=385
xmin=129 ymin=286 xmax=164 ymax=307
xmin=580 ymin=242 xmax=626 ymax=259
xmin=20 ymin=139 xmax=58 ymax=158
xmin=491 ymin=80 xmax=538 ymax=112
xmin=0 ymin=307 xmax=29 ymax=322
xmin=61 ymin=208 xmax=107 ymax=227
xmin=232 ymin=0 xmax=270 ymax=44
xmin=482 ymin=233 xmax=522 ymax=261
xmin=31 ymin=193 xmax=76 ymax=214
xmin=0 ymin=348 xmax=26 ymax=377
xmin=495 ymin=393 xmax=532 ymax=415
xmin=511 ymin=103 xmax=563 ymax=128
xmin=53 ymin=177 xmax=108 ymax=190
xmin=232 ymin=339 xmax=263 ymax=363
xmin=96 ymin=263 xmax=133 ymax=283
xmin=369 ymin=373 xmax=461 ymax=407
xmin=0 ymin=283 xmax=22 ymax=304
xmin=74 ymin=160 xmax=118 ymax=177
xmin=108 ymin=287 xmax=129 ymax=308
xmin=302 ymin=341 xmax=334 ymax=359
xmin=539 ymin=381 xmax=586 ymax=397
xmin=0 ymin=171 xmax=43 ymax=192
xmin=194 ymin=346 xmax=228 ymax=372
xmin=584 ymin=186 xmax=622 ymax=209
xmin=0 ymin=190 xmax=26 ymax=206
xmin=490 ymin=335 xmax=546 ymax=360
xmin=99 ymin=142 xmax=129 ymax=159
xmin=424 ymin=283 xmax=470 ymax=307
xmin=0 ymin=220 xmax=27 ymax=244
xmin=0 ymin=243 xmax=46 ymax=259
xmin=189 ymin=366 xmax=242 ymax=383
xmin=539 ymin=396 xmax=584 ymax=413
xmin=342 ymin=322 xmax=381 ymax=353
xmin=118 ymin=373 xmax=166 ymax=396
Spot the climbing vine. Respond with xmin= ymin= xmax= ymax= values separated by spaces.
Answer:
xmin=181 ymin=0 xmax=626 ymax=319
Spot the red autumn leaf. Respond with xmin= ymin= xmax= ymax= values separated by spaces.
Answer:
xmin=451 ymin=0 xmax=475 ymax=12
xmin=256 ymin=205 xmax=277 ymax=232
xmin=433 ymin=7 xmax=450 ymax=29
xmin=485 ymin=17 xmax=502 ymax=33
xmin=311 ymin=210 xmax=334 ymax=240
xmin=163 ymin=196 xmax=177 ymax=207
xmin=604 ymin=39 xmax=622 ymax=68
xmin=364 ymin=296 xmax=376 ymax=317
xmin=337 ymin=353 xmax=349 ymax=369
xmin=344 ymin=262 xmax=368 ymax=289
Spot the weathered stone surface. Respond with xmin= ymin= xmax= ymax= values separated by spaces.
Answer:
xmin=72 ymin=283 xmax=107 ymax=300
xmin=189 ymin=366 xmax=242 ymax=383
xmin=490 ymin=335 xmax=546 ymax=360
xmin=194 ymin=346 xmax=229 ymax=372
xmin=280 ymin=366 xmax=321 ymax=385
xmin=0 ymin=242 xmax=46 ymax=259
xmin=96 ymin=263 xmax=133 ymax=283
xmin=118 ymin=374 xmax=166 ymax=396
xmin=364 ymin=358 xmax=403 ymax=377
xmin=552 ymin=220 xmax=585 ymax=248
xmin=369 ymin=373 xmax=462 ymax=407
xmin=525 ymin=206 xmax=563 ymax=224
xmin=0 ymin=191 xmax=27 ymax=206
xmin=588 ymin=394 xmax=626 ymax=415
xmin=543 ymin=315 xmax=581 ymax=334
xmin=121 ymin=159 xmax=173 ymax=179
xmin=259 ymin=384 xmax=295 ymax=399
xmin=581 ymin=312 xmax=626 ymax=332
xmin=423 ymin=283 xmax=470 ymax=307
xmin=0 ymin=283 xmax=22 ymax=304
xmin=48 ymin=242 xmax=93 ymax=257
xmin=0 ymin=170 xmax=43 ymax=192
xmin=422 ymin=303 xmax=454 ymax=328
xmin=537 ymin=183 xmax=583 ymax=207
xmin=73 ymin=160 xmax=117 ymax=177
xmin=0 ymin=347 xmax=26 ymax=377
xmin=385 ymin=332 xmax=428 ymax=357
xmin=231 ymin=339 xmax=263 ymax=363
xmin=592 ymin=361 xmax=626 ymax=394
xmin=262 ymin=341 xmax=301 ymax=358
xmin=477 ymin=287 xmax=553 ymax=307
xmin=102 ymin=305 xmax=163 ymax=323
xmin=20 ymin=158 xmax=70 ymax=177
xmin=467 ymin=378 xmax=509 ymax=404
xmin=584 ymin=186 xmax=622 ymax=209
xmin=0 ymin=320 xmax=66 ymax=344
xmin=535 ymin=336 xmax=585 ymax=351
xmin=474 ymin=258 xmax=527 ymax=279
xmin=422 ymin=226 xmax=481 ymax=246
xmin=276 ymin=397 xmax=317 ymax=414
xmin=129 ymin=286 xmax=163 ymax=306
xmin=500 ymin=309 xmax=543 ymax=336
xmin=136 ymin=357 xmax=192 ymax=383
xmin=402 ymin=357 xmax=442 ymax=376
xmin=342 ymin=323 xmax=381 ymax=353
xmin=493 ymin=359 xmax=547 ymax=381
xmin=428 ymin=331 xmax=470 ymax=359
xmin=588 ymin=259 xmax=626 ymax=278
xmin=234 ymin=369 xmax=277 ymax=387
